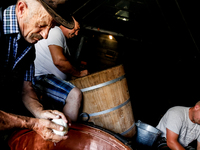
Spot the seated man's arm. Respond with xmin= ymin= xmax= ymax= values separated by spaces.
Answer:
xmin=21 ymin=81 xmax=69 ymax=142
xmin=166 ymin=128 xmax=185 ymax=150
xmin=197 ymin=140 xmax=200 ymax=150
xmin=49 ymin=45 xmax=88 ymax=77
xmin=22 ymin=81 xmax=67 ymax=122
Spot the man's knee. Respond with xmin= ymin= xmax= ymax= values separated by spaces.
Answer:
xmin=67 ymin=87 xmax=82 ymax=102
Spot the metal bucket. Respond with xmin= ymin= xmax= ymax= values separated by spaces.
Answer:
xmin=135 ymin=120 xmax=162 ymax=149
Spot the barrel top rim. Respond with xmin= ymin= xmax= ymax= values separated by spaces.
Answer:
xmin=71 ymin=64 xmax=125 ymax=81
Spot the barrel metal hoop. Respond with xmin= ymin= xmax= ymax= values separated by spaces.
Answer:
xmin=81 ymin=98 xmax=130 ymax=117
xmin=80 ymin=75 xmax=125 ymax=92
xmin=120 ymin=123 xmax=135 ymax=136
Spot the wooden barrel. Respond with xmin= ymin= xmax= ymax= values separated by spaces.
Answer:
xmin=70 ymin=64 xmax=136 ymax=138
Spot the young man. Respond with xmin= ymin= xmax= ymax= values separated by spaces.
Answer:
xmin=34 ymin=17 xmax=89 ymax=122
xmin=156 ymin=101 xmax=200 ymax=150
xmin=0 ymin=0 xmax=75 ymax=147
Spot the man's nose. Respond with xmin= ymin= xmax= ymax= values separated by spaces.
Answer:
xmin=40 ymin=27 xmax=50 ymax=39
xmin=75 ymin=30 xmax=79 ymax=36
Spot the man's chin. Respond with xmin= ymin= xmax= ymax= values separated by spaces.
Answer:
xmin=24 ymin=37 xmax=34 ymax=44
xmin=29 ymin=40 xmax=37 ymax=44
xmin=26 ymin=38 xmax=40 ymax=44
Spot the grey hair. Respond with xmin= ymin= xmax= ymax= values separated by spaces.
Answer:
xmin=17 ymin=0 xmax=43 ymax=22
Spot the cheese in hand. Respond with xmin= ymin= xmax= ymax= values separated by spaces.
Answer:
xmin=52 ymin=118 xmax=68 ymax=136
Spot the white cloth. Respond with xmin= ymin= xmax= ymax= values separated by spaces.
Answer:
xmin=34 ymin=26 xmax=69 ymax=80
xmin=156 ymin=106 xmax=200 ymax=147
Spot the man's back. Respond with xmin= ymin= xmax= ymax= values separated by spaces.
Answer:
xmin=34 ymin=26 xmax=68 ymax=80
xmin=157 ymin=106 xmax=200 ymax=147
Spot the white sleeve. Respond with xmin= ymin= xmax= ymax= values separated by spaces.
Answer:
xmin=165 ymin=108 xmax=183 ymax=135
xmin=46 ymin=26 xmax=65 ymax=48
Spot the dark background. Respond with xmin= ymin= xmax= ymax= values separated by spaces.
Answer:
xmin=2 ymin=0 xmax=200 ymax=127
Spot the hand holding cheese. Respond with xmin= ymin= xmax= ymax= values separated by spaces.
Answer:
xmin=52 ymin=119 xmax=68 ymax=136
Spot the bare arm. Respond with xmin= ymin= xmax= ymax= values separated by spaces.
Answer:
xmin=21 ymin=81 xmax=69 ymax=142
xmin=0 ymin=110 xmax=36 ymax=130
xmin=22 ymin=81 xmax=67 ymax=122
xmin=197 ymin=140 xmax=200 ymax=150
xmin=0 ymin=107 xmax=67 ymax=142
xmin=166 ymin=128 xmax=185 ymax=150
xmin=49 ymin=45 xmax=88 ymax=77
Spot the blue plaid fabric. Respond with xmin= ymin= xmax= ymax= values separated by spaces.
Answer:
xmin=3 ymin=5 xmax=19 ymax=34
xmin=3 ymin=5 xmax=34 ymax=81
xmin=34 ymin=74 xmax=75 ymax=105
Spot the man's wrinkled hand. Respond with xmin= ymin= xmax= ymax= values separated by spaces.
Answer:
xmin=38 ymin=110 xmax=69 ymax=124
xmin=80 ymin=70 xmax=89 ymax=77
xmin=33 ymin=118 xmax=68 ymax=143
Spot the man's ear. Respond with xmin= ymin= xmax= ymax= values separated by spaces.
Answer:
xmin=16 ymin=1 xmax=28 ymax=18
xmin=195 ymin=104 xmax=200 ymax=110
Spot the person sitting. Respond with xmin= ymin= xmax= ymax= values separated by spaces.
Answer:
xmin=34 ymin=17 xmax=89 ymax=122
xmin=156 ymin=101 xmax=200 ymax=150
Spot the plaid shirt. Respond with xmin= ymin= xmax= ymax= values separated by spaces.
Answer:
xmin=3 ymin=5 xmax=34 ymax=81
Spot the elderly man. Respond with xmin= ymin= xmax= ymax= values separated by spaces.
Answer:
xmin=156 ymin=101 xmax=200 ymax=150
xmin=34 ymin=17 xmax=88 ymax=122
xmin=0 ymin=0 xmax=75 ymax=148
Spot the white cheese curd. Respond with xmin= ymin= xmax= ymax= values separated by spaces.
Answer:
xmin=52 ymin=118 xmax=68 ymax=136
